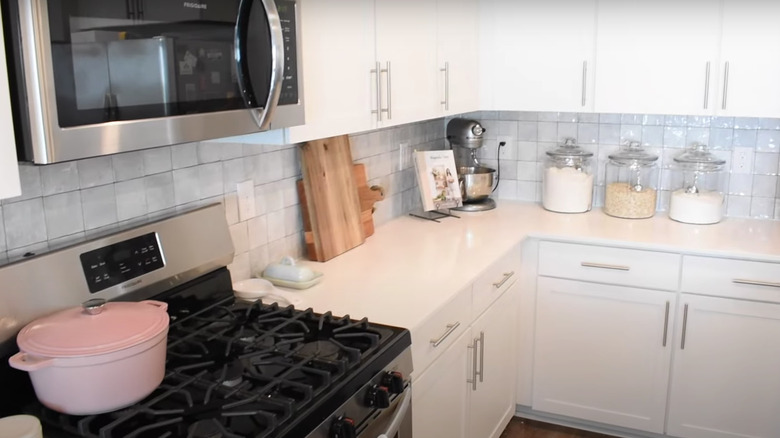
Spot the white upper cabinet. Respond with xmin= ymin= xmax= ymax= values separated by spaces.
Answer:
xmin=716 ymin=1 xmax=780 ymax=118
xmin=286 ymin=0 xmax=377 ymax=143
xmin=436 ymin=0 xmax=480 ymax=115
xmin=0 ymin=8 xmax=21 ymax=200
xmin=374 ymin=0 xmax=440 ymax=127
xmin=594 ymin=0 xmax=720 ymax=115
xmin=480 ymin=0 xmax=596 ymax=112
xmin=667 ymin=295 xmax=780 ymax=438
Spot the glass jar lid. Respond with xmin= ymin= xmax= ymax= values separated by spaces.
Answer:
xmin=546 ymin=138 xmax=593 ymax=159
xmin=608 ymin=141 xmax=659 ymax=166
xmin=673 ymin=143 xmax=726 ymax=171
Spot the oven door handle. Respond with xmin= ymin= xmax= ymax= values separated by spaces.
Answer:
xmin=376 ymin=386 xmax=412 ymax=438
xmin=235 ymin=0 xmax=285 ymax=131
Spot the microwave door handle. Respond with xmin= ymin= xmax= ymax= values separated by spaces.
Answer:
xmin=235 ymin=0 xmax=285 ymax=131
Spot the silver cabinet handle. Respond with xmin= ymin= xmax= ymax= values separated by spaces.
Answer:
xmin=662 ymin=301 xmax=670 ymax=347
xmin=380 ymin=62 xmax=392 ymax=120
xmin=581 ymin=61 xmax=588 ymax=107
xmin=580 ymin=262 xmax=630 ymax=272
xmin=477 ymin=331 xmax=485 ymax=383
xmin=430 ymin=322 xmax=460 ymax=347
xmin=467 ymin=337 xmax=478 ymax=390
xmin=733 ymin=279 xmax=780 ymax=289
xmin=440 ymin=62 xmax=450 ymax=111
xmin=703 ymin=61 xmax=711 ymax=109
xmin=722 ymin=61 xmax=730 ymax=110
xmin=493 ymin=271 xmax=515 ymax=288
xmin=371 ymin=62 xmax=381 ymax=122
xmin=681 ymin=304 xmax=689 ymax=350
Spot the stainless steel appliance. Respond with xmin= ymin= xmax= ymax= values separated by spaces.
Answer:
xmin=0 ymin=205 xmax=412 ymax=438
xmin=2 ymin=0 xmax=304 ymax=164
xmin=446 ymin=118 xmax=497 ymax=212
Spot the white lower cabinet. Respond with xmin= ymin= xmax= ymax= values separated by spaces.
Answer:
xmin=413 ymin=254 xmax=518 ymax=438
xmin=469 ymin=285 xmax=517 ymax=438
xmin=533 ymin=277 xmax=675 ymax=433
xmin=666 ymin=295 xmax=780 ymax=438
xmin=412 ymin=329 xmax=470 ymax=438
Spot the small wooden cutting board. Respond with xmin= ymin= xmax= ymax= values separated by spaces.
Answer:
xmin=299 ymin=136 xmax=365 ymax=262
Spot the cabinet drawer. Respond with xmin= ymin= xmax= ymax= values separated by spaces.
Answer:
xmin=473 ymin=247 xmax=521 ymax=318
xmin=538 ymin=241 xmax=680 ymax=291
xmin=411 ymin=285 xmax=472 ymax=378
xmin=682 ymin=256 xmax=780 ymax=303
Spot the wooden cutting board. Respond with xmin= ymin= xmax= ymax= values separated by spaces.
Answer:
xmin=353 ymin=163 xmax=384 ymax=237
xmin=299 ymin=136 xmax=365 ymax=262
xmin=298 ymin=163 xmax=384 ymax=261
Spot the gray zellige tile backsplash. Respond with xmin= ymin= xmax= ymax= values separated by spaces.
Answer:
xmin=470 ymin=111 xmax=780 ymax=221
xmin=0 ymin=119 xmax=445 ymax=280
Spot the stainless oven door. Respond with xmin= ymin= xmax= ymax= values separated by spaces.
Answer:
xmin=359 ymin=385 xmax=413 ymax=438
xmin=9 ymin=0 xmax=286 ymax=163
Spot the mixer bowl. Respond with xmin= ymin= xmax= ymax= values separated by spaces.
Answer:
xmin=459 ymin=167 xmax=496 ymax=202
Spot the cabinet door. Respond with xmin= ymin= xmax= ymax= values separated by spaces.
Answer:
xmin=0 ymin=7 xmax=21 ymax=200
xmin=375 ymin=0 xmax=439 ymax=127
xmin=436 ymin=0 xmax=479 ymax=115
xmin=286 ymin=0 xmax=377 ymax=143
xmin=412 ymin=329 xmax=470 ymax=438
xmin=594 ymin=0 xmax=720 ymax=115
xmin=533 ymin=277 xmax=675 ymax=433
xmin=470 ymin=284 xmax=517 ymax=438
xmin=481 ymin=0 xmax=596 ymax=112
xmin=717 ymin=1 xmax=780 ymax=117
xmin=667 ymin=295 xmax=780 ymax=438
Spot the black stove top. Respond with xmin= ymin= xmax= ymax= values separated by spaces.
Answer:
xmin=11 ymin=269 xmax=411 ymax=438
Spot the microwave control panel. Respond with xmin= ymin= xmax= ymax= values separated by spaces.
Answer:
xmin=277 ymin=0 xmax=299 ymax=105
xmin=80 ymin=233 xmax=165 ymax=293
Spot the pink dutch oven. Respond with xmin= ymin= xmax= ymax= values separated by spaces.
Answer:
xmin=8 ymin=299 xmax=169 ymax=415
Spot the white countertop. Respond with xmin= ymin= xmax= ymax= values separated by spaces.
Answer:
xmin=289 ymin=201 xmax=780 ymax=332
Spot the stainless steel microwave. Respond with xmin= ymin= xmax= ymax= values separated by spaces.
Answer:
xmin=2 ymin=0 xmax=304 ymax=164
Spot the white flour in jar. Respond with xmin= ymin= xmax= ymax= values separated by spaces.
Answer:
xmin=543 ymin=167 xmax=594 ymax=213
xmin=669 ymin=189 xmax=724 ymax=224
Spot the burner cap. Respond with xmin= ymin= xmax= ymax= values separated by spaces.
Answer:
xmin=187 ymin=419 xmax=224 ymax=438
xmin=296 ymin=340 xmax=342 ymax=361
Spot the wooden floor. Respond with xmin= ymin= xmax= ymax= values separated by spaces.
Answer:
xmin=499 ymin=417 xmax=616 ymax=438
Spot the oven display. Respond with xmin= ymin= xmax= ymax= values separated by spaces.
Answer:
xmin=80 ymin=233 xmax=165 ymax=293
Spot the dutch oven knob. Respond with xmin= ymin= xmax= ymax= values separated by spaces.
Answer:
xmin=82 ymin=298 xmax=107 ymax=315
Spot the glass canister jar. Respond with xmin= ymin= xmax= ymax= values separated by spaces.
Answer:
xmin=542 ymin=138 xmax=594 ymax=213
xmin=604 ymin=141 xmax=659 ymax=219
xmin=669 ymin=143 xmax=727 ymax=224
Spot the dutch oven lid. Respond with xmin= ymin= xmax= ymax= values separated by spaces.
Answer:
xmin=16 ymin=299 xmax=169 ymax=357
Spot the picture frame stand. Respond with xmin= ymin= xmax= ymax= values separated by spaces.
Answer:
xmin=408 ymin=209 xmax=460 ymax=223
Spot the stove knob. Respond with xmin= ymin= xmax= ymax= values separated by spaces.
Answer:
xmin=366 ymin=385 xmax=391 ymax=408
xmin=382 ymin=371 xmax=405 ymax=394
xmin=331 ymin=416 xmax=357 ymax=438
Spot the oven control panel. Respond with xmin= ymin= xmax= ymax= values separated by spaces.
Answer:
xmin=80 ymin=233 xmax=165 ymax=293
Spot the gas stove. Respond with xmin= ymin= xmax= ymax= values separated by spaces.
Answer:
xmin=0 ymin=205 xmax=412 ymax=438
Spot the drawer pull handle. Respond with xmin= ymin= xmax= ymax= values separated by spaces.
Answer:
xmin=430 ymin=322 xmax=461 ymax=348
xmin=580 ymin=262 xmax=630 ymax=272
xmin=493 ymin=271 xmax=515 ymax=288
xmin=732 ymin=279 xmax=780 ymax=289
